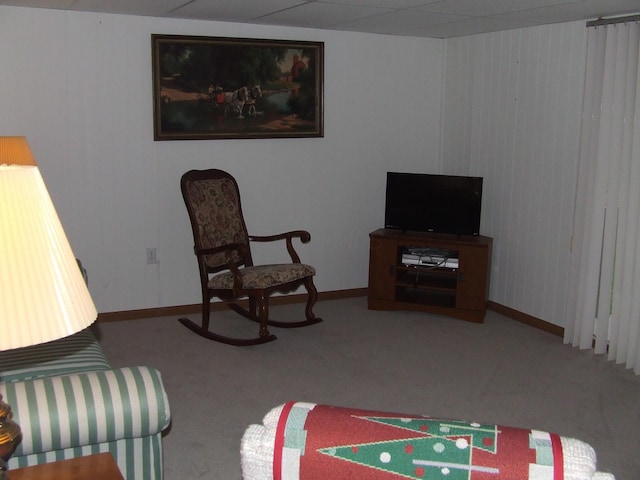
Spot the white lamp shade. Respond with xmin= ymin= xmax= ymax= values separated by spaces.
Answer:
xmin=0 ymin=140 xmax=97 ymax=350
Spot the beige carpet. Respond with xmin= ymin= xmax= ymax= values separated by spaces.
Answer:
xmin=95 ymin=297 xmax=640 ymax=480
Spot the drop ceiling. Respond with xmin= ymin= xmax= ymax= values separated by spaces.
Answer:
xmin=1 ymin=0 xmax=638 ymax=38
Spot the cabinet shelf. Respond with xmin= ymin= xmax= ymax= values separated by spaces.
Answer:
xmin=396 ymin=268 xmax=458 ymax=291
xmin=396 ymin=287 xmax=456 ymax=308
xmin=368 ymin=229 xmax=492 ymax=323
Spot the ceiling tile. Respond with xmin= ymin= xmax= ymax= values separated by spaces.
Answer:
xmin=412 ymin=0 xmax=582 ymax=17
xmin=0 ymin=0 xmax=76 ymax=7
xmin=491 ymin=0 xmax=640 ymax=27
xmin=318 ymin=0 xmax=438 ymax=8
xmin=70 ymin=0 xmax=186 ymax=16
xmin=256 ymin=1 xmax=392 ymax=28
xmin=167 ymin=0 xmax=308 ymax=22
xmin=334 ymin=9 xmax=470 ymax=35
xmin=408 ymin=15 xmax=513 ymax=38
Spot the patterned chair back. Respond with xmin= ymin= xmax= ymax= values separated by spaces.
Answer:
xmin=181 ymin=169 xmax=251 ymax=272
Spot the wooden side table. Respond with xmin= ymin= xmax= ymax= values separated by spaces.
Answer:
xmin=9 ymin=453 xmax=123 ymax=480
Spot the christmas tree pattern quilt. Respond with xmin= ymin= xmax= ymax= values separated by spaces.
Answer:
xmin=241 ymin=402 xmax=615 ymax=480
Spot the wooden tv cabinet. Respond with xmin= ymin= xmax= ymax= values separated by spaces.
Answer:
xmin=368 ymin=229 xmax=493 ymax=323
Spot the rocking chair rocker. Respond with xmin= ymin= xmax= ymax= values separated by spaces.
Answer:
xmin=179 ymin=169 xmax=322 ymax=346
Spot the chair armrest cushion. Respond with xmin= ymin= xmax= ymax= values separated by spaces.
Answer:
xmin=0 ymin=328 xmax=110 ymax=383
xmin=0 ymin=366 xmax=171 ymax=457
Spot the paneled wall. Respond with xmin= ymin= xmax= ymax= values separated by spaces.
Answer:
xmin=1 ymin=5 xmax=595 ymax=326
xmin=442 ymin=22 xmax=588 ymax=326
xmin=0 ymin=6 xmax=444 ymax=313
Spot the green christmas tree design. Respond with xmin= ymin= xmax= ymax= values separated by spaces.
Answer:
xmin=318 ymin=417 xmax=499 ymax=479
xmin=361 ymin=417 xmax=498 ymax=453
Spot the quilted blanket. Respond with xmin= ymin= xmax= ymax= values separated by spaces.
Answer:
xmin=241 ymin=402 xmax=615 ymax=480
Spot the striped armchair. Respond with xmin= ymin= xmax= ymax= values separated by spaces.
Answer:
xmin=0 ymin=327 xmax=171 ymax=480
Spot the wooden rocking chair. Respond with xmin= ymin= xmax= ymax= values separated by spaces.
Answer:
xmin=179 ymin=169 xmax=322 ymax=346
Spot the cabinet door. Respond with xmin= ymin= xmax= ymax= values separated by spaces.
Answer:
xmin=455 ymin=246 xmax=489 ymax=310
xmin=368 ymin=236 xmax=397 ymax=301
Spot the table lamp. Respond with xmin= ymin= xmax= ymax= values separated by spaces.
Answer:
xmin=0 ymin=136 xmax=98 ymax=476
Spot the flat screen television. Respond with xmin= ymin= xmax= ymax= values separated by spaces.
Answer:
xmin=384 ymin=172 xmax=483 ymax=236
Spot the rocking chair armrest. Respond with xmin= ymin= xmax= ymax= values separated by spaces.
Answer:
xmin=194 ymin=243 xmax=248 ymax=257
xmin=196 ymin=244 xmax=247 ymax=293
xmin=249 ymin=231 xmax=311 ymax=264
xmin=249 ymin=230 xmax=311 ymax=243
xmin=224 ymin=252 xmax=245 ymax=295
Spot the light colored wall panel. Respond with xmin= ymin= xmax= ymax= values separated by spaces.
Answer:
xmin=442 ymin=22 xmax=587 ymax=326
xmin=1 ymin=5 xmax=591 ymax=324
xmin=0 ymin=6 xmax=444 ymax=313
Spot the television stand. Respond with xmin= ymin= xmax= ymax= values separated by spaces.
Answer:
xmin=368 ymin=229 xmax=493 ymax=323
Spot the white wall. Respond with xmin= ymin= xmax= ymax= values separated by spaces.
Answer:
xmin=0 ymin=6 xmax=444 ymax=313
xmin=0 ymin=7 xmax=595 ymax=328
xmin=442 ymin=22 xmax=588 ymax=326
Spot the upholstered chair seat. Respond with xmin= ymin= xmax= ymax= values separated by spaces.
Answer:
xmin=208 ymin=264 xmax=316 ymax=290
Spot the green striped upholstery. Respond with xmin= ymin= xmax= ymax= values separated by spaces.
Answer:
xmin=0 ymin=366 xmax=171 ymax=480
xmin=0 ymin=328 xmax=110 ymax=382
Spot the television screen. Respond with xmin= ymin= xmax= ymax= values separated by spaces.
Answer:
xmin=384 ymin=172 xmax=483 ymax=236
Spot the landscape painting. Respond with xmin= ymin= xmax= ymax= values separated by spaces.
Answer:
xmin=152 ymin=34 xmax=324 ymax=140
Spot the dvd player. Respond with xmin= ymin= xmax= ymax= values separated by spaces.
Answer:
xmin=402 ymin=253 xmax=459 ymax=268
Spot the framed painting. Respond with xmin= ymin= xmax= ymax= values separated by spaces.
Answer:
xmin=152 ymin=34 xmax=324 ymax=140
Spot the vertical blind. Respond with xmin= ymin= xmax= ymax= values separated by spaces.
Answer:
xmin=564 ymin=18 xmax=640 ymax=373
